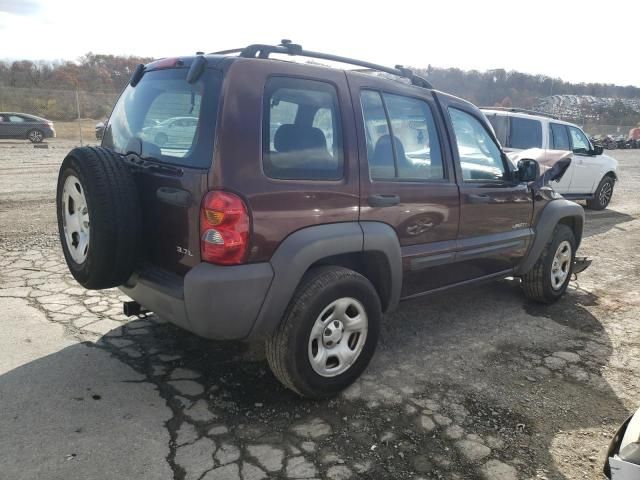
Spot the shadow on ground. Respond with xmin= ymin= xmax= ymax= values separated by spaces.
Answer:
xmin=583 ymin=209 xmax=634 ymax=238
xmin=0 ymin=280 xmax=630 ymax=479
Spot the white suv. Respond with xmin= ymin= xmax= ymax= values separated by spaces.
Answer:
xmin=482 ymin=108 xmax=618 ymax=210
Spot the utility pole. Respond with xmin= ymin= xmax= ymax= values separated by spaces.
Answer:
xmin=75 ymin=89 xmax=83 ymax=146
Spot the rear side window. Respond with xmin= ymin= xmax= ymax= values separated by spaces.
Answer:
xmin=263 ymin=77 xmax=343 ymax=180
xmin=509 ymin=117 xmax=542 ymax=149
xmin=361 ymin=90 xmax=444 ymax=181
xmin=103 ymin=68 xmax=222 ymax=168
xmin=550 ymin=123 xmax=571 ymax=150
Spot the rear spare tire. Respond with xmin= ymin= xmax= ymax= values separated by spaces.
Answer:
xmin=56 ymin=146 xmax=141 ymax=289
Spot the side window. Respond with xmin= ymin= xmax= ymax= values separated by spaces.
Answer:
xmin=509 ymin=117 xmax=542 ymax=149
xmin=550 ymin=123 xmax=571 ymax=150
xmin=568 ymin=126 xmax=590 ymax=154
xmin=485 ymin=114 xmax=508 ymax=146
xmin=448 ymin=108 xmax=507 ymax=182
xmin=361 ymin=90 xmax=444 ymax=181
xmin=8 ymin=115 xmax=25 ymax=123
xmin=263 ymin=77 xmax=343 ymax=180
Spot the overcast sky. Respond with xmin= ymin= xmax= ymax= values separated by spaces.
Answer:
xmin=0 ymin=0 xmax=637 ymax=87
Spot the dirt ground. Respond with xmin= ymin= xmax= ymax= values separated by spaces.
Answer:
xmin=1 ymin=138 xmax=639 ymax=480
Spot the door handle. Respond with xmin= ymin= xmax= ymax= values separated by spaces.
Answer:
xmin=468 ymin=193 xmax=491 ymax=204
xmin=367 ymin=194 xmax=400 ymax=207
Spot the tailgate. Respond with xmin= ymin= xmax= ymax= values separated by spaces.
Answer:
xmin=133 ymin=166 xmax=208 ymax=276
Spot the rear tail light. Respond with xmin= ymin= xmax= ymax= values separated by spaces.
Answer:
xmin=199 ymin=191 xmax=249 ymax=265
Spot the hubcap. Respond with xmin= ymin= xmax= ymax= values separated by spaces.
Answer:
xmin=308 ymin=297 xmax=368 ymax=377
xmin=599 ymin=181 xmax=613 ymax=206
xmin=550 ymin=240 xmax=572 ymax=290
xmin=62 ymin=175 xmax=90 ymax=264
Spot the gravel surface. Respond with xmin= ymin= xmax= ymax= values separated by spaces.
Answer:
xmin=1 ymin=139 xmax=639 ymax=479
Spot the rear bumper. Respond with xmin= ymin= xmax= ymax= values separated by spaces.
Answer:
xmin=120 ymin=262 xmax=273 ymax=340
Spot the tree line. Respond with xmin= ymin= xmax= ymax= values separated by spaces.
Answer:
xmin=1 ymin=54 xmax=638 ymax=123
xmin=0 ymin=53 xmax=154 ymax=93
xmin=417 ymin=66 xmax=640 ymax=109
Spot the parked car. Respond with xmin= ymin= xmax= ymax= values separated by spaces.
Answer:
xmin=0 ymin=112 xmax=56 ymax=143
xmin=140 ymin=116 xmax=199 ymax=147
xmin=604 ymin=405 xmax=640 ymax=479
xmin=482 ymin=108 xmax=618 ymax=209
xmin=56 ymin=41 xmax=588 ymax=398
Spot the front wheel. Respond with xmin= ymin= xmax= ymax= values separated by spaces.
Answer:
xmin=522 ymin=224 xmax=576 ymax=303
xmin=266 ymin=267 xmax=381 ymax=398
xmin=586 ymin=175 xmax=614 ymax=210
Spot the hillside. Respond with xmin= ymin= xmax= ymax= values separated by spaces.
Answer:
xmin=1 ymin=55 xmax=639 ymax=126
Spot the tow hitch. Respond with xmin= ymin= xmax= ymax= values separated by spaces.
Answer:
xmin=573 ymin=256 xmax=592 ymax=275
xmin=123 ymin=301 xmax=150 ymax=317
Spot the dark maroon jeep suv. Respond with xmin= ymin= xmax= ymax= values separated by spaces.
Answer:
xmin=56 ymin=41 xmax=587 ymax=398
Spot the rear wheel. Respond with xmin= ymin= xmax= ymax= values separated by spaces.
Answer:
xmin=586 ymin=175 xmax=614 ymax=210
xmin=27 ymin=129 xmax=44 ymax=143
xmin=522 ymin=224 xmax=575 ymax=303
xmin=56 ymin=146 xmax=141 ymax=289
xmin=266 ymin=267 xmax=381 ymax=398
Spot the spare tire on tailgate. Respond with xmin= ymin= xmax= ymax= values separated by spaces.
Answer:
xmin=56 ymin=146 xmax=141 ymax=289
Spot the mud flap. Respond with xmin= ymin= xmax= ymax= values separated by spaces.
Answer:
xmin=573 ymin=256 xmax=592 ymax=275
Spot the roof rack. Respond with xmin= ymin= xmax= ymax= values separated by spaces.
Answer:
xmin=210 ymin=39 xmax=433 ymax=89
xmin=480 ymin=106 xmax=558 ymax=120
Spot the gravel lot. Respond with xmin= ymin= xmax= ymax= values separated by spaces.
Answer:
xmin=1 ymin=139 xmax=639 ymax=480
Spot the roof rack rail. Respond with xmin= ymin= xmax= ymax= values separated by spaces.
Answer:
xmin=210 ymin=39 xmax=433 ymax=89
xmin=480 ymin=106 xmax=558 ymax=120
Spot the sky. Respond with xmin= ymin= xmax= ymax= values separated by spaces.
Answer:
xmin=0 ymin=0 xmax=637 ymax=87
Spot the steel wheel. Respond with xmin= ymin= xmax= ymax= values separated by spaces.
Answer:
xmin=61 ymin=175 xmax=90 ymax=264
xmin=550 ymin=240 xmax=571 ymax=290
xmin=28 ymin=129 xmax=43 ymax=143
xmin=308 ymin=297 xmax=368 ymax=377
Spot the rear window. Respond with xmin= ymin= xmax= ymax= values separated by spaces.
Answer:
xmin=508 ymin=117 xmax=542 ymax=149
xmin=103 ymin=67 xmax=222 ymax=168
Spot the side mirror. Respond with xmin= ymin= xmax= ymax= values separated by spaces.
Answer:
xmin=517 ymin=158 xmax=540 ymax=183
xmin=593 ymin=145 xmax=604 ymax=156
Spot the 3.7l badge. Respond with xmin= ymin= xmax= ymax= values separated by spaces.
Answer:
xmin=176 ymin=245 xmax=194 ymax=256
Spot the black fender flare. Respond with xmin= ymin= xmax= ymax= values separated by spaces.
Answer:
xmin=515 ymin=199 xmax=584 ymax=275
xmin=248 ymin=222 xmax=402 ymax=337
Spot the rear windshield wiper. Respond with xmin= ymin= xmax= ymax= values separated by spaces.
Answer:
xmin=122 ymin=152 xmax=184 ymax=177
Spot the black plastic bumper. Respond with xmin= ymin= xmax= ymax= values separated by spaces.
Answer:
xmin=120 ymin=262 xmax=274 ymax=340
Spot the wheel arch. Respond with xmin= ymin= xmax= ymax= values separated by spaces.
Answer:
xmin=515 ymin=199 xmax=584 ymax=276
xmin=248 ymin=222 xmax=402 ymax=338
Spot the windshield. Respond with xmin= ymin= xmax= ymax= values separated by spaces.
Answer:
xmin=103 ymin=67 xmax=222 ymax=168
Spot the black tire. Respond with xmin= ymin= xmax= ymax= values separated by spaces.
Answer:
xmin=56 ymin=146 xmax=141 ymax=289
xmin=27 ymin=129 xmax=44 ymax=143
xmin=586 ymin=175 xmax=615 ymax=210
xmin=522 ymin=224 xmax=575 ymax=304
xmin=265 ymin=266 xmax=381 ymax=399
